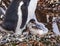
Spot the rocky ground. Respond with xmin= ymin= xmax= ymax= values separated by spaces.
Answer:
xmin=0 ymin=0 xmax=60 ymax=46
xmin=0 ymin=22 xmax=60 ymax=46
xmin=0 ymin=19 xmax=60 ymax=46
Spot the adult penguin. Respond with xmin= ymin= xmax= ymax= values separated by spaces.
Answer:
xmin=0 ymin=0 xmax=30 ymax=35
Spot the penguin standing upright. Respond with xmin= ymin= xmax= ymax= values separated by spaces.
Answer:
xmin=0 ymin=0 xmax=39 ymax=35
xmin=0 ymin=0 xmax=30 ymax=35
xmin=0 ymin=0 xmax=22 ymax=33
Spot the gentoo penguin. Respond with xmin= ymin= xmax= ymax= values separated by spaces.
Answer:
xmin=0 ymin=0 xmax=40 ymax=35
xmin=0 ymin=0 xmax=30 ymax=35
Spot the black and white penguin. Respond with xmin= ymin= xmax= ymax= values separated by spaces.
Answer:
xmin=0 ymin=0 xmax=30 ymax=35
xmin=0 ymin=0 xmax=39 ymax=35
